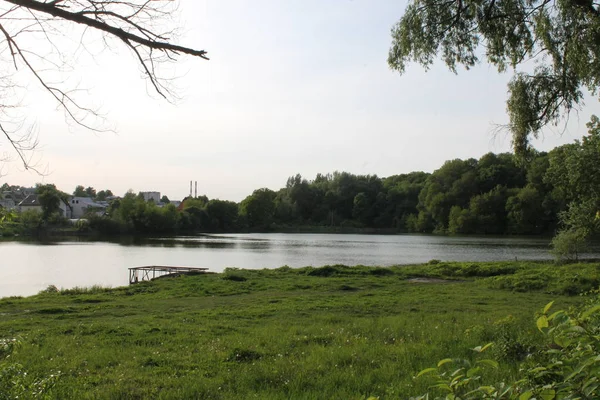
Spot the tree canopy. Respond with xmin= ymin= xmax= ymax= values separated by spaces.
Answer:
xmin=388 ymin=0 xmax=600 ymax=155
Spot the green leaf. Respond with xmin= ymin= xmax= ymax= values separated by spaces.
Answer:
xmin=477 ymin=386 xmax=495 ymax=395
xmin=548 ymin=310 xmax=564 ymax=322
xmin=466 ymin=367 xmax=480 ymax=378
xmin=472 ymin=343 xmax=493 ymax=353
xmin=537 ymin=315 xmax=549 ymax=332
xmin=553 ymin=335 xmax=571 ymax=348
xmin=540 ymin=388 xmax=556 ymax=400
xmin=431 ymin=383 xmax=452 ymax=392
xmin=543 ymin=301 xmax=555 ymax=314
xmin=416 ymin=367 xmax=437 ymax=378
xmin=437 ymin=358 xmax=453 ymax=367
xmin=581 ymin=305 xmax=600 ymax=320
xmin=477 ymin=359 xmax=499 ymax=369
xmin=519 ymin=391 xmax=533 ymax=400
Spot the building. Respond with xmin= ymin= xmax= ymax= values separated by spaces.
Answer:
xmin=17 ymin=194 xmax=42 ymax=214
xmin=69 ymin=197 xmax=107 ymax=219
xmin=0 ymin=190 xmax=29 ymax=211
xmin=141 ymin=191 xmax=161 ymax=203
xmin=18 ymin=194 xmax=72 ymax=218
xmin=0 ymin=193 xmax=17 ymax=211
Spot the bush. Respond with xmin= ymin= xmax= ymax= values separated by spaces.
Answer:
xmin=222 ymin=268 xmax=248 ymax=282
xmin=551 ymin=228 xmax=588 ymax=263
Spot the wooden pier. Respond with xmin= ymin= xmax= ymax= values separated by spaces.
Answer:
xmin=128 ymin=266 xmax=209 ymax=284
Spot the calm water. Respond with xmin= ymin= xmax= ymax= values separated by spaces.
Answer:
xmin=0 ymin=233 xmax=589 ymax=298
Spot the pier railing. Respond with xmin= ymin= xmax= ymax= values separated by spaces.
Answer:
xmin=128 ymin=266 xmax=209 ymax=284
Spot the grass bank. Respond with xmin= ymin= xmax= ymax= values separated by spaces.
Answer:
xmin=0 ymin=261 xmax=598 ymax=399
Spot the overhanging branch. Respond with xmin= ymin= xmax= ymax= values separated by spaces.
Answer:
xmin=2 ymin=0 xmax=209 ymax=60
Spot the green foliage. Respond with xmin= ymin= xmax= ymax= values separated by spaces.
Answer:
xmin=3 ymin=144 xmax=591 ymax=236
xmin=95 ymin=189 xmax=113 ymax=201
xmin=35 ymin=184 xmax=61 ymax=221
xmin=16 ymin=210 xmax=43 ymax=233
xmin=0 ymin=338 xmax=58 ymax=399
xmin=413 ymin=297 xmax=600 ymax=399
xmin=545 ymin=116 xmax=600 ymax=235
xmin=389 ymin=0 xmax=600 ymax=155
xmin=240 ymin=188 xmax=276 ymax=230
xmin=486 ymin=262 xmax=600 ymax=295
xmin=550 ymin=228 xmax=588 ymax=263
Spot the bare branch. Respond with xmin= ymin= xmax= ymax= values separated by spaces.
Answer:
xmin=0 ymin=0 xmax=209 ymax=173
xmin=3 ymin=0 xmax=209 ymax=59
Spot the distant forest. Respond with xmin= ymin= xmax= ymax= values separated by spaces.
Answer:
xmin=0 ymin=143 xmax=587 ymax=236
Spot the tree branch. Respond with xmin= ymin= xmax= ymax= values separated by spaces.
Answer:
xmin=2 ymin=0 xmax=209 ymax=60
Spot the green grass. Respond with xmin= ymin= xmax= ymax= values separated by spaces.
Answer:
xmin=0 ymin=261 xmax=597 ymax=399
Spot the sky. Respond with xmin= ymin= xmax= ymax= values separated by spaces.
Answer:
xmin=1 ymin=0 xmax=599 ymax=202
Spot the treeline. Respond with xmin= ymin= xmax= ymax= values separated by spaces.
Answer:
xmin=88 ymin=194 xmax=241 ymax=234
xmin=237 ymin=151 xmax=561 ymax=235
xmin=5 ymin=126 xmax=598 ymax=237
xmin=86 ymin=150 xmax=569 ymax=235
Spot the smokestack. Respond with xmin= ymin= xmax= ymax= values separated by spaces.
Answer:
xmin=189 ymin=180 xmax=192 ymax=197
xmin=195 ymin=181 xmax=197 ymax=198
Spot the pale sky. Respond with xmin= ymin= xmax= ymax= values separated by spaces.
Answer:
xmin=1 ymin=0 xmax=599 ymax=202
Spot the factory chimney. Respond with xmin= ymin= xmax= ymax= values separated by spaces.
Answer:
xmin=195 ymin=181 xmax=197 ymax=198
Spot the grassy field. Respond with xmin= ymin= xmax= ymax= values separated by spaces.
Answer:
xmin=0 ymin=261 xmax=598 ymax=399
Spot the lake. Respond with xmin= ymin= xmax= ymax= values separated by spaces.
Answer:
xmin=0 ymin=233 xmax=589 ymax=298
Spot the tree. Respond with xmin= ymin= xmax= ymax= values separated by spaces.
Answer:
xmin=36 ymin=183 xmax=61 ymax=221
xmin=96 ymin=190 xmax=113 ymax=201
xmin=389 ymin=0 xmax=600 ymax=155
xmin=73 ymin=185 xmax=86 ymax=197
xmin=0 ymin=0 xmax=208 ymax=171
xmin=160 ymin=195 xmax=170 ymax=204
xmin=85 ymin=187 xmax=96 ymax=198
xmin=205 ymin=199 xmax=239 ymax=231
xmin=240 ymin=188 xmax=276 ymax=230
xmin=545 ymin=116 xmax=600 ymax=234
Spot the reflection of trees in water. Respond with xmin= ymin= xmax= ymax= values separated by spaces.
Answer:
xmin=140 ymin=239 xmax=238 ymax=249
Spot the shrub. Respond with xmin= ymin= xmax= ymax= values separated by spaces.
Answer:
xmin=551 ymin=228 xmax=588 ymax=263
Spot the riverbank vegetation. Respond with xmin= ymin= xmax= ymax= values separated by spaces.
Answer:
xmin=0 ymin=261 xmax=598 ymax=398
xmin=2 ymin=118 xmax=600 ymax=249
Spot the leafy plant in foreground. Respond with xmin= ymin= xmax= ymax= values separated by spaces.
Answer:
xmin=412 ymin=296 xmax=600 ymax=399
xmin=0 ymin=338 xmax=58 ymax=399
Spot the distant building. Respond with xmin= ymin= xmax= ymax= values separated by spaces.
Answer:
xmin=1 ymin=190 xmax=28 ymax=210
xmin=18 ymin=194 xmax=72 ymax=218
xmin=22 ymin=187 xmax=36 ymax=197
xmin=0 ymin=193 xmax=17 ymax=211
xmin=17 ymin=194 xmax=42 ymax=214
xmin=69 ymin=196 xmax=107 ymax=219
xmin=141 ymin=191 xmax=160 ymax=203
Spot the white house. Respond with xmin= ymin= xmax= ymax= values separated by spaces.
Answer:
xmin=69 ymin=197 xmax=107 ymax=219
xmin=17 ymin=194 xmax=42 ymax=213
xmin=18 ymin=194 xmax=72 ymax=218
